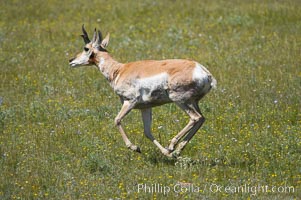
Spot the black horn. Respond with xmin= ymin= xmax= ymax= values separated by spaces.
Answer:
xmin=98 ymin=30 xmax=103 ymax=43
xmin=81 ymin=24 xmax=90 ymax=44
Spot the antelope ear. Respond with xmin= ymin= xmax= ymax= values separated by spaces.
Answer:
xmin=101 ymin=33 xmax=110 ymax=48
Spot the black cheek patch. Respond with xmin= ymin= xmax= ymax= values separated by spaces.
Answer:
xmin=89 ymin=52 xmax=96 ymax=63
xmin=89 ymin=52 xmax=94 ymax=59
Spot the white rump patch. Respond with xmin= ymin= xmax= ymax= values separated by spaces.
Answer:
xmin=192 ymin=63 xmax=210 ymax=82
xmin=193 ymin=63 xmax=217 ymax=89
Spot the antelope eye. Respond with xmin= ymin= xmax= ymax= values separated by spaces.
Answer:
xmin=84 ymin=47 xmax=89 ymax=52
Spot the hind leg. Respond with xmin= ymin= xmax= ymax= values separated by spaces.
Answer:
xmin=173 ymin=102 xmax=205 ymax=156
xmin=167 ymin=101 xmax=203 ymax=155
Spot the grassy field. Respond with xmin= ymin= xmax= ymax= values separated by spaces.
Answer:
xmin=0 ymin=0 xmax=300 ymax=199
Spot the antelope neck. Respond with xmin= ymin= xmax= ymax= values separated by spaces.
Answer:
xmin=94 ymin=52 xmax=122 ymax=84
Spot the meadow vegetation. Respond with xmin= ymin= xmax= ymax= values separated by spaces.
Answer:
xmin=0 ymin=0 xmax=300 ymax=199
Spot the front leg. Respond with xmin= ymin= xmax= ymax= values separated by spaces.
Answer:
xmin=141 ymin=108 xmax=170 ymax=156
xmin=115 ymin=100 xmax=141 ymax=153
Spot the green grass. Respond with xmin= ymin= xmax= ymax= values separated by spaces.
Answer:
xmin=0 ymin=0 xmax=300 ymax=199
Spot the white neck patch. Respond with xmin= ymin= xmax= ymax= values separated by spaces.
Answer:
xmin=98 ymin=57 xmax=110 ymax=79
xmin=100 ymin=57 xmax=105 ymax=67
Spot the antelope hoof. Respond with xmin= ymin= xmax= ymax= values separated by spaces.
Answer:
xmin=164 ymin=152 xmax=179 ymax=159
xmin=163 ymin=148 xmax=179 ymax=158
xmin=171 ymin=150 xmax=181 ymax=159
xmin=128 ymin=144 xmax=141 ymax=153
xmin=166 ymin=147 xmax=174 ymax=153
xmin=162 ymin=148 xmax=171 ymax=156
xmin=135 ymin=146 xmax=141 ymax=153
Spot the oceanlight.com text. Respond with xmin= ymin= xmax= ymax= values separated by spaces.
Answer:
xmin=134 ymin=183 xmax=295 ymax=196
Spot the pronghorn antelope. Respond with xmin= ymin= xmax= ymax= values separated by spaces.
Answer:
xmin=69 ymin=25 xmax=217 ymax=157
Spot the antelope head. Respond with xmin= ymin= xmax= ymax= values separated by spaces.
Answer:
xmin=69 ymin=25 xmax=110 ymax=67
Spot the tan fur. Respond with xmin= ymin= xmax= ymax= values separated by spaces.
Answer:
xmin=114 ymin=59 xmax=195 ymax=87
xmin=91 ymin=52 xmax=200 ymax=90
